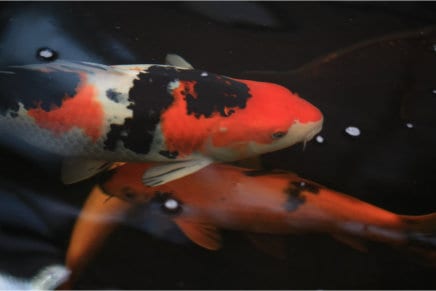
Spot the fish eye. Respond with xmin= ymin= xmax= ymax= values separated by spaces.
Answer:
xmin=161 ymin=197 xmax=182 ymax=214
xmin=272 ymin=131 xmax=287 ymax=139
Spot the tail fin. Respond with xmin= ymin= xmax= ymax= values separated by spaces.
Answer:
xmin=398 ymin=213 xmax=436 ymax=266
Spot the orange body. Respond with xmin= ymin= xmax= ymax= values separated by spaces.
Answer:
xmin=99 ymin=163 xmax=434 ymax=246
xmin=64 ymin=163 xmax=436 ymax=287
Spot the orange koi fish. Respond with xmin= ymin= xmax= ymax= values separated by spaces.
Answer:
xmin=0 ymin=55 xmax=323 ymax=186
xmin=65 ymin=163 xmax=436 ymax=286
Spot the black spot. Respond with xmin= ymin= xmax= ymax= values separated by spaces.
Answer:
xmin=0 ymin=68 xmax=81 ymax=116
xmin=103 ymin=65 xmax=251 ymax=154
xmin=283 ymin=180 xmax=320 ymax=212
xmin=272 ymin=131 xmax=286 ymax=139
xmin=106 ymin=89 xmax=123 ymax=103
xmin=159 ymin=150 xmax=179 ymax=159
xmin=36 ymin=47 xmax=58 ymax=62
xmin=284 ymin=182 xmax=305 ymax=212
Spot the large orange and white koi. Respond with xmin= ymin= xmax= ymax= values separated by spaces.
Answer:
xmin=0 ymin=55 xmax=323 ymax=185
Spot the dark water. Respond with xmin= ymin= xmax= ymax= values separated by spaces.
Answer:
xmin=0 ymin=2 xmax=436 ymax=289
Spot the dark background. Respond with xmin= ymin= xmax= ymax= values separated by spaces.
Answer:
xmin=0 ymin=2 xmax=436 ymax=289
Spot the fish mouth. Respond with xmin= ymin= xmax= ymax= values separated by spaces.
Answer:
xmin=304 ymin=120 xmax=323 ymax=142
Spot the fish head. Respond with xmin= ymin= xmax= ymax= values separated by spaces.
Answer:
xmin=202 ymin=79 xmax=324 ymax=161
xmin=160 ymin=70 xmax=322 ymax=161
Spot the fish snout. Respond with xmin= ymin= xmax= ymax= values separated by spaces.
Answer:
xmin=303 ymin=117 xmax=323 ymax=142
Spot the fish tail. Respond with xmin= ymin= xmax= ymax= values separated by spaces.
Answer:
xmin=397 ymin=213 xmax=436 ymax=266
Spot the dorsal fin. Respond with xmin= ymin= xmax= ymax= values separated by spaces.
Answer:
xmin=165 ymin=54 xmax=194 ymax=69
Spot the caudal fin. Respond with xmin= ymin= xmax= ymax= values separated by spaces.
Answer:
xmin=399 ymin=213 xmax=436 ymax=266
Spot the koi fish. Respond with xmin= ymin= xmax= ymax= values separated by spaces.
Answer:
xmin=0 ymin=265 xmax=70 ymax=290
xmin=64 ymin=163 xmax=436 ymax=286
xmin=0 ymin=55 xmax=323 ymax=186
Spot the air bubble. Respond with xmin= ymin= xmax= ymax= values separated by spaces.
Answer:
xmin=164 ymin=198 xmax=179 ymax=210
xmin=201 ymin=72 xmax=208 ymax=77
xmin=406 ymin=122 xmax=414 ymax=129
xmin=36 ymin=47 xmax=58 ymax=61
xmin=345 ymin=126 xmax=361 ymax=137
xmin=315 ymin=135 xmax=324 ymax=143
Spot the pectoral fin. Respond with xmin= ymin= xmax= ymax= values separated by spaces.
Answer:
xmin=142 ymin=158 xmax=213 ymax=186
xmin=65 ymin=185 xmax=133 ymax=287
xmin=175 ymin=220 xmax=222 ymax=250
xmin=61 ymin=158 xmax=113 ymax=184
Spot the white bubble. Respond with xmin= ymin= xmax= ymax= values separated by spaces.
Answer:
xmin=345 ymin=126 xmax=361 ymax=137
xmin=432 ymin=89 xmax=436 ymax=95
xmin=315 ymin=135 xmax=324 ymax=143
xmin=39 ymin=48 xmax=54 ymax=58
xmin=433 ymin=44 xmax=436 ymax=52
xmin=201 ymin=72 xmax=208 ymax=77
xmin=406 ymin=122 xmax=414 ymax=128
xmin=164 ymin=199 xmax=179 ymax=210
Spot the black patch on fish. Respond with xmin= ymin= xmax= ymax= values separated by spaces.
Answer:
xmin=284 ymin=184 xmax=306 ymax=212
xmin=183 ymin=73 xmax=251 ymax=119
xmin=159 ymin=150 xmax=179 ymax=159
xmin=103 ymin=65 xmax=251 ymax=154
xmin=104 ymin=69 xmax=174 ymax=154
xmin=0 ymin=68 xmax=81 ymax=116
xmin=106 ymin=89 xmax=123 ymax=103
xmin=283 ymin=180 xmax=319 ymax=212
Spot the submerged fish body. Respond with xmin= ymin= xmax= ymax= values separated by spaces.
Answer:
xmin=64 ymin=162 xmax=436 ymax=287
xmin=0 ymin=56 xmax=323 ymax=185
xmin=98 ymin=163 xmax=436 ymax=252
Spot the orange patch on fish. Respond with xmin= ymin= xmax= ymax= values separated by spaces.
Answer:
xmin=161 ymin=80 xmax=217 ymax=156
xmin=27 ymin=78 xmax=103 ymax=142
